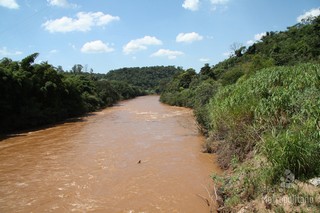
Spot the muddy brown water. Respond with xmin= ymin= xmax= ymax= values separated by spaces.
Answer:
xmin=0 ymin=96 xmax=220 ymax=212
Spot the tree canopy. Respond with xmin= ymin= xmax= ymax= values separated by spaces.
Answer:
xmin=101 ymin=66 xmax=183 ymax=93
xmin=0 ymin=55 xmax=148 ymax=133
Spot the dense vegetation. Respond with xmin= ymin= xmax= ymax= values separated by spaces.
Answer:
xmin=0 ymin=55 xmax=131 ymax=133
xmin=161 ymin=15 xmax=320 ymax=211
xmin=100 ymin=66 xmax=182 ymax=93
xmin=210 ymin=64 xmax=320 ymax=175
xmin=0 ymin=54 xmax=181 ymax=133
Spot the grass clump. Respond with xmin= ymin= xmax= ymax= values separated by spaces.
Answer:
xmin=208 ymin=63 xmax=320 ymax=179
xmin=209 ymin=63 xmax=320 ymax=212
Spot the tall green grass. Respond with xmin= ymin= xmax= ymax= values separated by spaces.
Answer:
xmin=208 ymin=63 xmax=320 ymax=180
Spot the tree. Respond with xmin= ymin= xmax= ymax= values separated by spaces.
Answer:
xmin=71 ymin=64 xmax=83 ymax=74
xmin=200 ymin=63 xmax=210 ymax=75
xmin=179 ymin=69 xmax=196 ymax=89
xmin=235 ymin=46 xmax=246 ymax=57
xmin=20 ymin=53 xmax=39 ymax=72
xmin=230 ymin=42 xmax=243 ymax=57
xmin=56 ymin=65 xmax=64 ymax=73
xmin=200 ymin=63 xmax=216 ymax=80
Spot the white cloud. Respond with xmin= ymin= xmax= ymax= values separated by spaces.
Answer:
xmin=182 ymin=0 xmax=199 ymax=11
xmin=176 ymin=32 xmax=203 ymax=43
xmin=246 ymin=32 xmax=266 ymax=45
xmin=0 ymin=47 xmax=22 ymax=56
xmin=47 ymin=0 xmax=77 ymax=8
xmin=81 ymin=40 xmax=114 ymax=53
xmin=151 ymin=49 xmax=184 ymax=59
xmin=254 ymin=32 xmax=266 ymax=40
xmin=297 ymin=8 xmax=320 ymax=22
xmin=123 ymin=36 xmax=162 ymax=54
xmin=199 ymin=58 xmax=210 ymax=62
xmin=0 ymin=0 xmax=19 ymax=9
xmin=246 ymin=40 xmax=255 ymax=45
xmin=42 ymin=12 xmax=120 ymax=33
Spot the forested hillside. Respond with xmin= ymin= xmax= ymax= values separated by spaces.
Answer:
xmin=161 ymin=16 xmax=320 ymax=131
xmin=0 ymin=54 xmax=145 ymax=133
xmin=102 ymin=66 xmax=182 ymax=93
xmin=160 ymin=15 xmax=320 ymax=212
xmin=213 ymin=16 xmax=319 ymax=85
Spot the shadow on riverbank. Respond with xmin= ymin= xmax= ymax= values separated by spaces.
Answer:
xmin=0 ymin=112 xmax=97 ymax=142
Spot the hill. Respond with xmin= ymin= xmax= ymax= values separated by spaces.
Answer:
xmin=102 ymin=66 xmax=183 ymax=93
xmin=208 ymin=15 xmax=320 ymax=85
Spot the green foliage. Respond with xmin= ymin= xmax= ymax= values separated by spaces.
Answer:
xmin=209 ymin=64 xmax=320 ymax=179
xmin=209 ymin=16 xmax=320 ymax=84
xmin=200 ymin=63 xmax=217 ymax=80
xmin=192 ymin=80 xmax=220 ymax=134
xmin=257 ymin=65 xmax=320 ymax=180
xmin=109 ymin=80 xmax=145 ymax=99
xmin=102 ymin=66 xmax=182 ymax=93
xmin=0 ymin=54 xmax=144 ymax=133
xmin=95 ymin=79 xmax=120 ymax=106
xmin=160 ymin=67 xmax=221 ymax=133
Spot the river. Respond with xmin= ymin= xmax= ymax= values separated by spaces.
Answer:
xmin=0 ymin=96 xmax=220 ymax=212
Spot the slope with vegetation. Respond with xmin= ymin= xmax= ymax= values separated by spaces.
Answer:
xmin=99 ymin=66 xmax=182 ymax=94
xmin=160 ymin=16 xmax=320 ymax=212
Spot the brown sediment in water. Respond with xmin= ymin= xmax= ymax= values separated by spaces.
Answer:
xmin=0 ymin=96 xmax=221 ymax=212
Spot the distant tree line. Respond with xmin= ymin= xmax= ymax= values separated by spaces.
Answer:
xmin=99 ymin=66 xmax=183 ymax=93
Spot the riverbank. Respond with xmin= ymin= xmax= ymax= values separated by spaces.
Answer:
xmin=159 ymin=15 xmax=320 ymax=212
xmin=211 ymin=154 xmax=320 ymax=212
xmin=160 ymin=63 xmax=320 ymax=212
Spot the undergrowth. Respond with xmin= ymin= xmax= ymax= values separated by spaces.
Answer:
xmin=208 ymin=63 xmax=320 ymax=180
xmin=209 ymin=63 xmax=320 ymax=212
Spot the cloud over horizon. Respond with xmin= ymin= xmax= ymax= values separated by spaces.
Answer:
xmin=176 ymin=32 xmax=203 ymax=43
xmin=42 ymin=12 xmax=120 ymax=33
xmin=297 ymin=8 xmax=320 ymax=22
xmin=151 ymin=49 xmax=184 ymax=59
xmin=81 ymin=40 xmax=114 ymax=53
xmin=247 ymin=32 xmax=266 ymax=45
xmin=123 ymin=36 xmax=162 ymax=54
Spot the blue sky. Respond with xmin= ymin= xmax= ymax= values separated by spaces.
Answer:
xmin=0 ymin=0 xmax=319 ymax=73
